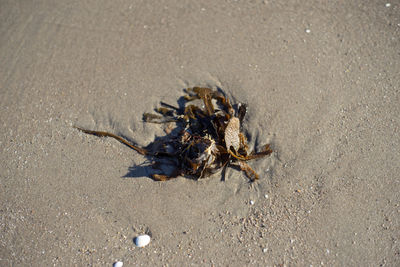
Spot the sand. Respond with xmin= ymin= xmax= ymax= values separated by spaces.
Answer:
xmin=1 ymin=0 xmax=399 ymax=266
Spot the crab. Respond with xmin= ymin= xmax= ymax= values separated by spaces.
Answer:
xmin=75 ymin=87 xmax=273 ymax=181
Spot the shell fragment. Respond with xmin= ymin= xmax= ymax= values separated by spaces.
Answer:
xmin=134 ymin=234 xmax=151 ymax=247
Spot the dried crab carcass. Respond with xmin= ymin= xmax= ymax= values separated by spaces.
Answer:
xmin=75 ymin=87 xmax=273 ymax=181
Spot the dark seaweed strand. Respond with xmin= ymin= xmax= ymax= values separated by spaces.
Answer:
xmin=74 ymin=126 xmax=147 ymax=155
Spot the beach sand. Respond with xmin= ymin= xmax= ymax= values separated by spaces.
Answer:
xmin=1 ymin=0 xmax=399 ymax=266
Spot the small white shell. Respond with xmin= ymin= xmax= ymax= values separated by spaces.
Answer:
xmin=134 ymin=234 xmax=151 ymax=247
xmin=113 ymin=261 xmax=123 ymax=267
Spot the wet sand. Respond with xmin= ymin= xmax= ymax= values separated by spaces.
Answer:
xmin=1 ymin=0 xmax=399 ymax=266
